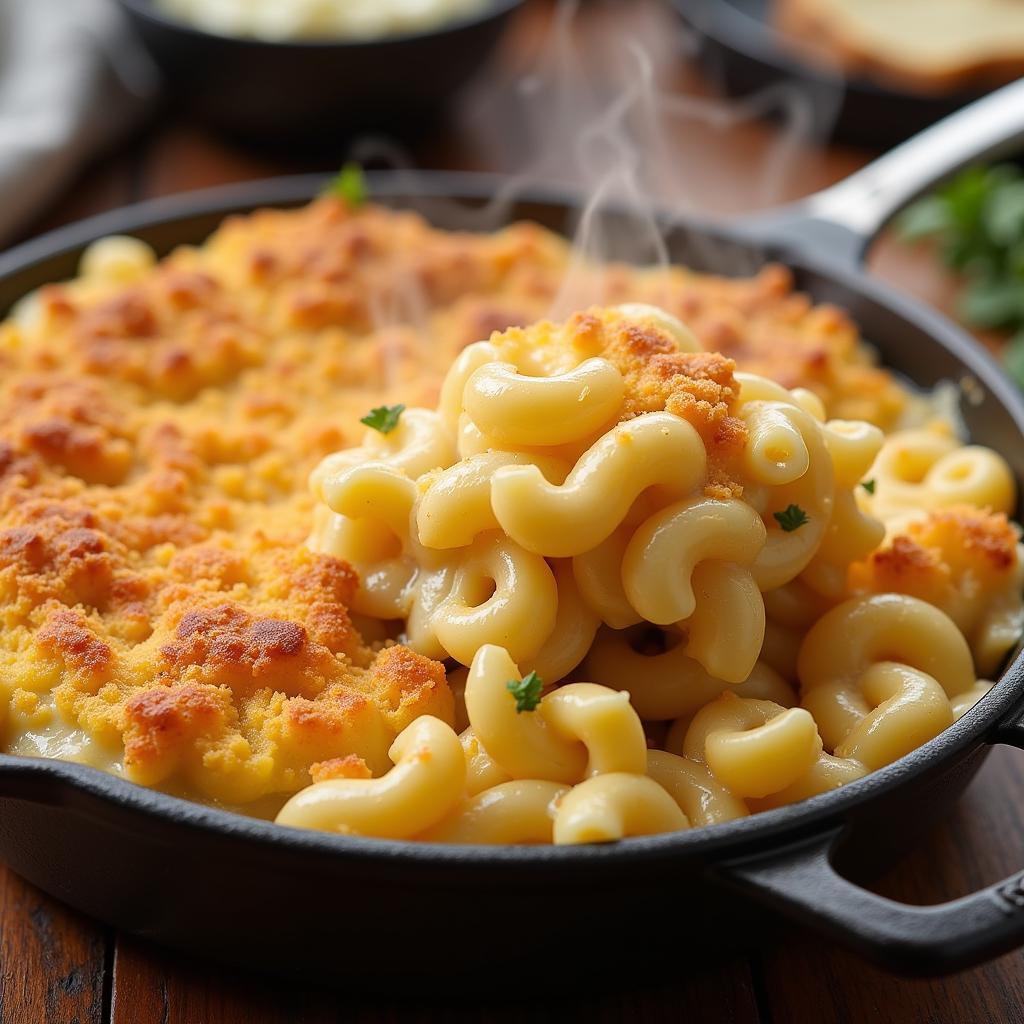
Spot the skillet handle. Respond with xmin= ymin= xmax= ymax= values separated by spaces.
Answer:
xmin=719 ymin=709 xmax=1024 ymax=976
xmin=747 ymin=78 xmax=1024 ymax=263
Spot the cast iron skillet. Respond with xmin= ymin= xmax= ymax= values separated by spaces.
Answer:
xmin=2 ymin=83 xmax=1024 ymax=989
xmin=670 ymin=0 xmax=990 ymax=147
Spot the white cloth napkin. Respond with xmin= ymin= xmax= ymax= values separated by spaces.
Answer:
xmin=0 ymin=0 xmax=157 ymax=245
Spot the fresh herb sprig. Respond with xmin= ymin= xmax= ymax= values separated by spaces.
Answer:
xmin=323 ymin=163 xmax=368 ymax=208
xmin=506 ymin=671 xmax=543 ymax=713
xmin=899 ymin=164 xmax=1024 ymax=386
xmin=773 ymin=504 xmax=808 ymax=532
xmin=360 ymin=404 xmax=404 ymax=434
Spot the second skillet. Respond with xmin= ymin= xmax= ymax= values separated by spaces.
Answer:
xmin=0 ymin=83 xmax=1023 ymax=988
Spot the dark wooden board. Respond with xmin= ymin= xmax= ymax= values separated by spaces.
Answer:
xmin=0 ymin=870 xmax=108 ymax=1024
xmin=109 ymin=934 xmax=760 ymax=1024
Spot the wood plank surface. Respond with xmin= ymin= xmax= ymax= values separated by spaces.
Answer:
xmin=0 ymin=870 xmax=108 ymax=1024
xmin=110 ymin=933 xmax=760 ymax=1024
xmin=3 ymin=1 xmax=1024 ymax=1022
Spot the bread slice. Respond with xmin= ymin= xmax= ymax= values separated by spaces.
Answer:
xmin=774 ymin=0 xmax=1024 ymax=94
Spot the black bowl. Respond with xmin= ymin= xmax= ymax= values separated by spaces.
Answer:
xmin=115 ymin=0 xmax=524 ymax=146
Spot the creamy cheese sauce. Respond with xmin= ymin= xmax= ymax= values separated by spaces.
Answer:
xmin=7 ymin=697 xmax=123 ymax=775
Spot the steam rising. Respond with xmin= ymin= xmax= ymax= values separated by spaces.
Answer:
xmin=348 ymin=0 xmax=838 ymax=348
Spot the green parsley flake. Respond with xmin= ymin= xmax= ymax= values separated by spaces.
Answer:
xmin=860 ymin=479 xmax=876 ymax=495
xmin=324 ymin=163 xmax=367 ymax=208
xmin=773 ymin=504 xmax=809 ymax=532
xmin=506 ymin=671 xmax=543 ymax=713
xmin=360 ymin=404 xmax=405 ymax=435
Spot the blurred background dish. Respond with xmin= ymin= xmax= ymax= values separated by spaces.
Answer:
xmin=775 ymin=0 xmax=1024 ymax=96
xmin=671 ymin=0 xmax=1004 ymax=146
xmin=116 ymin=0 xmax=524 ymax=147
xmin=153 ymin=0 xmax=494 ymax=42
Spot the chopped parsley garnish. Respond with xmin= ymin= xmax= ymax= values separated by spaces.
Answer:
xmin=506 ymin=671 xmax=543 ymax=713
xmin=861 ymin=479 xmax=876 ymax=495
xmin=324 ymin=163 xmax=367 ymax=208
xmin=773 ymin=504 xmax=809 ymax=532
xmin=360 ymin=404 xmax=404 ymax=434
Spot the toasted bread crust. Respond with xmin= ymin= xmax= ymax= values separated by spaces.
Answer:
xmin=775 ymin=0 xmax=1024 ymax=95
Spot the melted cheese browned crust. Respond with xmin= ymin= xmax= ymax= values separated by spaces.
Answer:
xmin=0 ymin=196 xmax=907 ymax=813
xmin=849 ymin=507 xmax=1024 ymax=676
xmin=492 ymin=309 xmax=749 ymax=498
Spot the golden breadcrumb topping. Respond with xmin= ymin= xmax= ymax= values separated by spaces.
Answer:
xmin=852 ymin=507 xmax=1020 ymax=596
xmin=0 ymin=196 xmax=906 ymax=812
xmin=492 ymin=308 xmax=748 ymax=497
xmin=851 ymin=506 xmax=1024 ymax=674
xmin=309 ymin=754 xmax=373 ymax=783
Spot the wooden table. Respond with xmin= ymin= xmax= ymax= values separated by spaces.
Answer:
xmin=4 ymin=2 xmax=1024 ymax=1021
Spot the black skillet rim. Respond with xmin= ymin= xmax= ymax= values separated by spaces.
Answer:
xmin=115 ymin=0 xmax=526 ymax=49
xmin=2 ymin=169 xmax=1023 ymax=869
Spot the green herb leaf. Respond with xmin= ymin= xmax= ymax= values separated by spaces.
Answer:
xmin=944 ymin=165 xmax=995 ymax=232
xmin=984 ymin=180 xmax=1024 ymax=247
xmin=897 ymin=196 xmax=950 ymax=241
xmin=959 ymin=276 xmax=1024 ymax=329
xmin=1008 ymin=238 xmax=1024 ymax=279
xmin=773 ymin=504 xmax=809 ymax=532
xmin=1004 ymin=330 xmax=1024 ymax=392
xmin=506 ymin=671 xmax=543 ymax=713
xmin=900 ymin=163 xmax=1024 ymax=387
xmin=324 ymin=163 xmax=368 ymax=208
xmin=860 ymin=479 xmax=876 ymax=495
xmin=360 ymin=404 xmax=404 ymax=434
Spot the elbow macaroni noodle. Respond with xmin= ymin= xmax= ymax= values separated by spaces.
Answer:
xmin=463 ymin=358 xmax=625 ymax=447
xmin=276 ymin=716 xmax=465 ymax=838
xmin=866 ymin=422 xmax=1016 ymax=518
xmin=290 ymin=303 xmax=1023 ymax=845
xmin=489 ymin=412 xmax=707 ymax=558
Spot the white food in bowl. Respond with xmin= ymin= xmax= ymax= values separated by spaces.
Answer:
xmin=152 ymin=0 xmax=493 ymax=41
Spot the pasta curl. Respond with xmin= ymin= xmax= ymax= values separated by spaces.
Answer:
xmin=276 ymin=716 xmax=465 ymax=838
xmin=420 ymin=780 xmax=568 ymax=845
xmin=490 ymin=413 xmax=707 ymax=558
xmin=464 ymin=644 xmax=646 ymax=784
xmin=867 ymin=424 xmax=1016 ymax=518
xmin=798 ymin=594 xmax=970 ymax=753
xmin=464 ymin=357 xmax=625 ymax=447
xmin=553 ymin=774 xmax=689 ymax=844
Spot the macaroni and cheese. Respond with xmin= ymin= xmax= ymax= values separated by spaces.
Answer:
xmin=0 ymin=195 xmax=1018 ymax=842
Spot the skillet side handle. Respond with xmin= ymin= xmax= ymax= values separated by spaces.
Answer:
xmin=745 ymin=78 xmax=1024 ymax=264
xmin=719 ymin=714 xmax=1024 ymax=976
xmin=719 ymin=832 xmax=1024 ymax=976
